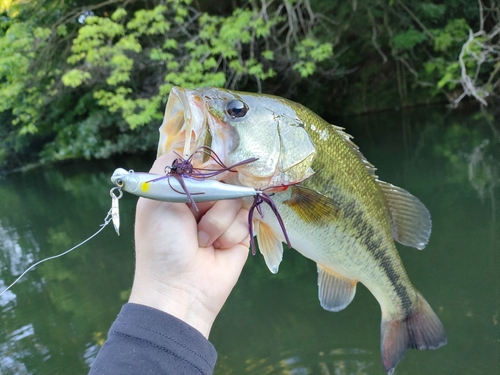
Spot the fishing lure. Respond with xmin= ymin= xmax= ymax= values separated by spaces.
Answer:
xmin=111 ymin=168 xmax=261 ymax=203
xmin=112 ymin=148 xmax=293 ymax=255
xmin=248 ymin=192 xmax=292 ymax=256
xmin=149 ymin=146 xmax=259 ymax=211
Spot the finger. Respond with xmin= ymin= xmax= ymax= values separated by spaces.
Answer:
xmin=212 ymin=237 xmax=250 ymax=284
xmin=191 ymin=201 xmax=215 ymax=222
xmin=197 ymin=199 xmax=243 ymax=248
xmin=135 ymin=198 xmax=193 ymax=241
xmin=137 ymin=151 xmax=198 ymax=231
xmin=150 ymin=152 xmax=179 ymax=174
xmin=213 ymin=208 xmax=250 ymax=250
xmin=149 ymin=153 xmax=217 ymax=219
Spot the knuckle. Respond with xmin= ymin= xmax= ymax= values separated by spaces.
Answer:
xmin=201 ymin=215 xmax=226 ymax=234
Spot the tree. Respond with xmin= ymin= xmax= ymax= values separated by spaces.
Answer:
xmin=0 ymin=0 xmax=498 ymax=171
xmin=0 ymin=0 xmax=335 ymax=170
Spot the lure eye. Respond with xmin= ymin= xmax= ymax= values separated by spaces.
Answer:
xmin=116 ymin=179 xmax=124 ymax=187
xmin=226 ymin=100 xmax=248 ymax=118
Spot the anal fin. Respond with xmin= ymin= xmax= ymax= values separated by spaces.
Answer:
xmin=317 ymin=264 xmax=357 ymax=312
xmin=255 ymin=220 xmax=283 ymax=274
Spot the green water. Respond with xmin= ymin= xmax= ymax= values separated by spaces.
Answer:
xmin=0 ymin=107 xmax=498 ymax=375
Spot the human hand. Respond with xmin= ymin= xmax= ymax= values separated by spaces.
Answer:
xmin=128 ymin=152 xmax=250 ymax=338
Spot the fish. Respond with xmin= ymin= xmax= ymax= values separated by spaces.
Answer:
xmin=157 ymin=86 xmax=447 ymax=374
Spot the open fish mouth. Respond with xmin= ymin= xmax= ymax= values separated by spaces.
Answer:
xmin=157 ymin=87 xmax=211 ymax=163
xmin=157 ymin=87 xmax=234 ymax=175
xmin=157 ymin=87 xmax=248 ymax=184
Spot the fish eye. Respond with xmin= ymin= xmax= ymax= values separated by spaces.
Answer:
xmin=226 ymin=100 xmax=248 ymax=118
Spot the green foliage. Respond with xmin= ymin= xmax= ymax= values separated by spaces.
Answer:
xmin=419 ymin=3 xmax=446 ymax=19
xmin=62 ymin=69 xmax=91 ymax=88
xmin=293 ymin=38 xmax=333 ymax=77
xmin=0 ymin=21 xmax=51 ymax=134
xmin=433 ymin=19 xmax=469 ymax=52
xmin=0 ymin=0 xmax=497 ymax=171
xmin=335 ymin=0 xmax=500 ymax=114
xmin=393 ymin=29 xmax=427 ymax=50
xmin=62 ymin=1 xmax=331 ymax=131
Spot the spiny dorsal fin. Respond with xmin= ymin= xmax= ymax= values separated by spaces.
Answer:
xmin=378 ymin=180 xmax=432 ymax=250
xmin=317 ymin=264 xmax=357 ymax=312
xmin=255 ymin=220 xmax=283 ymax=274
xmin=283 ymin=186 xmax=341 ymax=225
xmin=333 ymin=125 xmax=378 ymax=178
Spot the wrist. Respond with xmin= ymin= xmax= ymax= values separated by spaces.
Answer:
xmin=128 ymin=273 xmax=216 ymax=338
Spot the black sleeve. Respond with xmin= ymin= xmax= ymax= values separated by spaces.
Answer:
xmin=89 ymin=303 xmax=217 ymax=375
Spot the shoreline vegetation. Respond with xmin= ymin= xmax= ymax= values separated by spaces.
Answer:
xmin=0 ymin=0 xmax=499 ymax=171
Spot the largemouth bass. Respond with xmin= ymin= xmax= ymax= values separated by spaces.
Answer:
xmin=157 ymin=87 xmax=447 ymax=374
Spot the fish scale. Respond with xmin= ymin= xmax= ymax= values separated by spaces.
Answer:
xmin=157 ymin=86 xmax=447 ymax=374
xmin=296 ymin=113 xmax=393 ymax=272
xmin=295 ymin=105 xmax=416 ymax=310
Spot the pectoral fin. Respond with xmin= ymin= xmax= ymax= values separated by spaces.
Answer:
xmin=317 ymin=264 xmax=357 ymax=312
xmin=255 ymin=220 xmax=283 ymax=274
xmin=284 ymin=186 xmax=340 ymax=225
xmin=378 ymin=180 xmax=432 ymax=250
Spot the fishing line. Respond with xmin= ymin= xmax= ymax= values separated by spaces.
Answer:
xmin=0 ymin=208 xmax=114 ymax=298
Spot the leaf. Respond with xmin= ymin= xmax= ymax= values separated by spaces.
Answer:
xmin=33 ymin=27 xmax=51 ymax=39
xmin=293 ymin=61 xmax=316 ymax=78
xmin=56 ymin=25 xmax=68 ymax=37
xmin=393 ymin=29 xmax=427 ymax=50
xmin=262 ymin=50 xmax=274 ymax=60
xmin=62 ymin=69 xmax=91 ymax=88
xmin=111 ymin=8 xmax=127 ymax=21
xmin=419 ymin=3 xmax=446 ymax=19
xmin=433 ymin=19 xmax=469 ymax=52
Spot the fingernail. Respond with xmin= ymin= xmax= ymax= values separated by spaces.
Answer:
xmin=198 ymin=231 xmax=210 ymax=247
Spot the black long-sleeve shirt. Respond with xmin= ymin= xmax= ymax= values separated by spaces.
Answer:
xmin=89 ymin=303 xmax=217 ymax=375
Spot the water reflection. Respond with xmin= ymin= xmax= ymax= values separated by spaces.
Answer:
xmin=468 ymin=128 xmax=499 ymax=232
xmin=0 ymin=323 xmax=43 ymax=375
xmin=0 ymin=350 xmax=29 ymax=375
xmin=238 ymin=347 xmax=374 ymax=375
xmin=430 ymin=110 xmax=499 ymax=246
xmin=0 ymin=220 xmax=38 ymax=276
xmin=84 ymin=343 xmax=100 ymax=367
xmin=0 ymin=280 xmax=16 ymax=308
xmin=0 ymin=157 xmax=140 ymax=375
xmin=468 ymin=138 xmax=499 ymax=201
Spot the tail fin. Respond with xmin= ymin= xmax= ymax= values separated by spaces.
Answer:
xmin=381 ymin=292 xmax=447 ymax=375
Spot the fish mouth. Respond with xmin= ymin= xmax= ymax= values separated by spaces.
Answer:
xmin=158 ymin=87 xmax=202 ymax=158
xmin=157 ymin=87 xmax=221 ymax=171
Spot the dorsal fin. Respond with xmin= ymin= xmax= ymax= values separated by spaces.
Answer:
xmin=283 ymin=186 xmax=341 ymax=225
xmin=378 ymin=180 xmax=432 ymax=250
xmin=255 ymin=220 xmax=283 ymax=274
xmin=333 ymin=125 xmax=378 ymax=178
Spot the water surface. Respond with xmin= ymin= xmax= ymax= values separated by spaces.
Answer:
xmin=0 ymin=107 xmax=498 ymax=375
